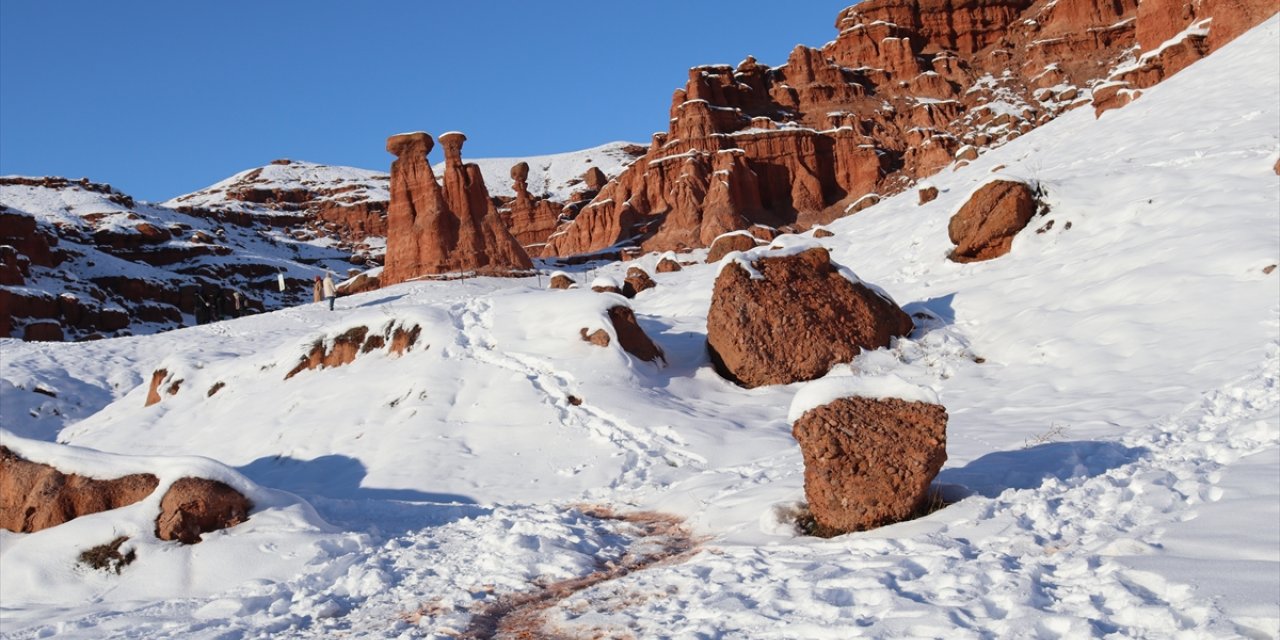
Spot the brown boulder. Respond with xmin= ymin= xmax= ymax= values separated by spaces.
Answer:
xmin=0 ymin=446 xmax=159 ymax=533
xmin=549 ymin=272 xmax=575 ymax=289
xmin=22 ymin=320 xmax=64 ymax=342
xmin=948 ymin=180 xmax=1041 ymax=262
xmin=622 ymin=266 xmax=657 ymax=298
xmin=155 ymin=477 xmax=252 ymax=544
xmin=918 ymin=186 xmax=940 ymax=205
xmin=706 ymin=246 xmax=913 ymax=388
xmin=655 ymin=256 xmax=683 ymax=273
xmin=580 ymin=306 xmax=665 ymax=363
xmin=584 ymin=166 xmax=608 ymax=191
xmin=705 ymin=232 xmax=760 ymax=263
xmin=792 ymin=395 xmax=948 ymax=533
xmin=382 ymin=131 xmax=532 ymax=285
xmin=813 ymin=228 xmax=836 ymax=238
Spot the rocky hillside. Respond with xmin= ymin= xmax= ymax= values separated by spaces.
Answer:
xmin=0 ymin=144 xmax=642 ymax=341
xmin=542 ymin=0 xmax=1277 ymax=257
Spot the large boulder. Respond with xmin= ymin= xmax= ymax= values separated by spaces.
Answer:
xmin=705 ymin=232 xmax=760 ymax=263
xmin=706 ymin=244 xmax=913 ymax=388
xmin=0 ymin=446 xmax=159 ymax=533
xmin=155 ymin=477 xmax=252 ymax=544
xmin=622 ymin=266 xmax=657 ymax=298
xmin=947 ymin=180 xmax=1040 ymax=263
xmin=791 ymin=386 xmax=948 ymax=534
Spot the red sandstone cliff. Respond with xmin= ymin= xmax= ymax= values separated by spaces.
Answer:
xmin=543 ymin=0 xmax=1275 ymax=258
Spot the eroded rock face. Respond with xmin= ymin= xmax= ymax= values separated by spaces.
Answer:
xmin=792 ymin=396 xmax=948 ymax=533
xmin=286 ymin=322 xmax=422 ymax=379
xmin=706 ymin=247 xmax=913 ymax=388
xmin=382 ymin=132 xmax=532 ymax=285
xmin=948 ymin=180 xmax=1040 ymax=262
xmin=540 ymin=0 xmax=1274 ymax=259
xmin=155 ymin=477 xmax=252 ymax=544
xmin=0 ymin=446 xmax=160 ymax=533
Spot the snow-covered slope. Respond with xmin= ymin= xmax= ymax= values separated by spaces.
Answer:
xmin=1 ymin=17 xmax=1277 ymax=640
xmin=433 ymin=140 xmax=645 ymax=201
xmin=163 ymin=160 xmax=390 ymax=216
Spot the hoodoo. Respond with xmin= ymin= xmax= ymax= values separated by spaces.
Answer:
xmin=382 ymin=131 xmax=532 ymax=285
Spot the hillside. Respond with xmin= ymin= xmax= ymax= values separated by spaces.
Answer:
xmin=1 ymin=14 xmax=1276 ymax=640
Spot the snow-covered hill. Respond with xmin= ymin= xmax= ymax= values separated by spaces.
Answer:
xmin=1 ymin=16 xmax=1277 ymax=640
xmin=433 ymin=140 xmax=646 ymax=201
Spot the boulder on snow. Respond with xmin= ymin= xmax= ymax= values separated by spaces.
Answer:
xmin=549 ymin=272 xmax=575 ymax=289
xmin=918 ymin=185 xmax=939 ymax=205
xmin=705 ymin=232 xmax=760 ymax=264
xmin=948 ymin=180 xmax=1041 ymax=263
xmin=590 ymin=276 xmax=623 ymax=295
xmin=155 ymin=477 xmax=252 ymax=544
xmin=285 ymin=322 xmax=423 ymax=379
xmin=792 ymin=395 xmax=948 ymax=534
xmin=655 ymin=256 xmax=683 ymax=273
xmin=706 ymin=246 xmax=913 ymax=388
xmin=0 ymin=446 xmax=159 ymax=533
xmin=579 ymin=305 xmax=664 ymax=363
xmin=622 ymin=266 xmax=657 ymax=298
xmin=813 ymin=228 xmax=836 ymax=238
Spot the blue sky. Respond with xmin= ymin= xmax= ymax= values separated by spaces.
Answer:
xmin=0 ymin=2 xmax=843 ymax=201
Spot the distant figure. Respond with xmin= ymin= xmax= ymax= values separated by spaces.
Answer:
xmin=277 ymin=272 xmax=286 ymax=293
xmin=211 ymin=287 xmax=224 ymax=322
xmin=231 ymin=291 xmax=245 ymax=318
xmin=194 ymin=292 xmax=209 ymax=325
xmin=312 ymin=276 xmax=323 ymax=304
xmin=323 ymin=273 xmax=337 ymax=311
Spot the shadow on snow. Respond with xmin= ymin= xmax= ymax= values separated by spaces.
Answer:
xmin=938 ymin=440 xmax=1149 ymax=499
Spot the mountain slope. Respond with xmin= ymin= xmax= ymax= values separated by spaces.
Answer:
xmin=0 ymin=15 xmax=1277 ymax=640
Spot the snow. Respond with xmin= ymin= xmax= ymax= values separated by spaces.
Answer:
xmin=432 ymin=140 xmax=642 ymax=201
xmin=0 ymin=16 xmax=1278 ymax=640
xmin=787 ymin=374 xmax=940 ymax=423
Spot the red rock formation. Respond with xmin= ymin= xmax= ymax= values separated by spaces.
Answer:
xmin=285 ymin=322 xmax=422 ymax=379
xmin=792 ymin=395 xmax=948 ymax=533
xmin=948 ymin=180 xmax=1041 ymax=262
xmin=503 ymin=161 xmax=564 ymax=250
xmin=540 ymin=0 xmax=1273 ymax=259
xmin=155 ymin=477 xmax=252 ymax=544
xmin=919 ymin=186 xmax=940 ymax=205
xmin=706 ymin=246 xmax=913 ymax=388
xmin=580 ymin=305 xmax=665 ymax=363
xmin=0 ymin=446 xmax=160 ymax=533
xmin=382 ymin=132 xmax=532 ymax=285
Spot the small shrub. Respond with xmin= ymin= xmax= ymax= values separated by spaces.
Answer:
xmin=78 ymin=536 xmax=136 ymax=574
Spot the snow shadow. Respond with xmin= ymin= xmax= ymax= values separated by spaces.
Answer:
xmin=354 ymin=293 xmax=408 ymax=308
xmin=937 ymin=440 xmax=1148 ymax=498
xmin=902 ymin=293 xmax=957 ymax=327
xmin=238 ymin=454 xmax=477 ymax=504
xmin=634 ymin=316 xmax=712 ymax=380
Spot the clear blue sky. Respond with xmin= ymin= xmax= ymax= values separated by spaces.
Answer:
xmin=0 ymin=2 xmax=846 ymax=201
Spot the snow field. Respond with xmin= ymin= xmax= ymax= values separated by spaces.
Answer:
xmin=0 ymin=16 xmax=1276 ymax=639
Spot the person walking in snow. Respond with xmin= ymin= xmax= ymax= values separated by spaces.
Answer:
xmin=323 ymin=272 xmax=337 ymax=311
xmin=312 ymin=275 xmax=323 ymax=304
xmin=194 ymin=292 xmax=209 ymax=325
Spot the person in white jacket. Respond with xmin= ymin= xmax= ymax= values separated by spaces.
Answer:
xmin=322 ymin=273 xmax=337 ymax=311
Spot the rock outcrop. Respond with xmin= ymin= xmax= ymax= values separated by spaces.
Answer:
xmin=0 ymin=446 xmax=159 ymax=533
xmin=286 ymin=322 xmax=423 ymax=379
xmin=155 ymin=477 xmax=252 ymax=544
xmin=622 ymin=266 xmax=657 ymax=298
xmin=580 ymin=305 xmax=665 ymax=363
xmin=792 ymin=395 xmax=948 ymax=533
xmin=382 ymin=132 xmax=533 ymax=285
xmin=706 ymin=245 xmax=913 ymax=388
xmin=948 ymin=180 xmax=1041 ymax=262
xmin=502 ymin=161 xmax=564 ymax=251
xmin=541 ymin=0 xmax=1275 ymax=259
xmin=549 ymin=272 xmax=575 ymax=289
xmin=705 ymin=232 xmax=761 ymax=263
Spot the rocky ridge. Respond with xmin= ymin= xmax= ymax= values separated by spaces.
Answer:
xmin=542 ymin=0 xmax=1276 ymax=257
